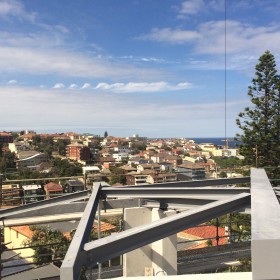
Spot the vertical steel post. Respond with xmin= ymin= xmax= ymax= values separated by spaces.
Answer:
xmin=0 ymin=174 xmax=3 ymax=207
xmin=98 ymin=201 xmax=102 ymax=279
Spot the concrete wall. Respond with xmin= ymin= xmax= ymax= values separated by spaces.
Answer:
xmin=123 ymin=207 xmax=177 ymax=277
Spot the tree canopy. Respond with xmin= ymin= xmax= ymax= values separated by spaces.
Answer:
xmin=236 ymin=51 xmax=280 ymax=171
xmin=25 ymin=225 xmax=69 ymax=266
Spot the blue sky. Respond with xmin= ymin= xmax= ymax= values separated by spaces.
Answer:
xmin=1 ymin=0 xmax=280 ymax=138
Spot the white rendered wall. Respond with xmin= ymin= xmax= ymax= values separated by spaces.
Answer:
xmin=123 ymin=207 xmax=177 ymax=277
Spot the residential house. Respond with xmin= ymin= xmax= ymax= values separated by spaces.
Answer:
xmin=8 ymin=142 xmax=30 ymax=154
xmin=164 ymin=155 xmax=183 ymax=168
xmin=114 ymin=145 xmax=131 ymax=153
xmin=150 ymin=152 xmax=170 ymax=163
xmin=82 ymin=166 xmax=102 ymax=185
xmin=112 ymin=152 xmax=129 ymax=162
xmin=198 ymin=143 xmax=217 ymax=153
xmin=4 ymin=226 xmax=35 ymax=261
xmin=172 ymin=148 xmax=184 ymax=156
xmin=146 ymin=173 xmax=177 ymax=184
xmin=0 ymin=132 xmax=13 ymax=144
xmin=197 ymin=161 xmax=218 ymax=174
xmin=4 ymin=221 xmax=117 ymax=266
xmin=126 ymin=172 xmax=148 ymax=185
xmin=127 ymin=157 xmax=149 ymax=165
xmin=43 ymin=182 xmax=63 ymax=199
xmin=16 ymin=152 xmax=48 ymax=170
xmin=64 ymin=179 xmax=84 ymax=193
xmin=178 ymin=224 xmax=227 ymax=249
xmin=159 ymin=162 xmax=173 ymax=172
xmin=99 ymin=156 xmax=115 ymax=168
xmin=137 ymin=163 xmax=161 ymax=173
xmin=176 ymin=163 xmax=206 ymax=180
xmin=66 ymin=132 xmax=83 ymax=142
xmin=20 ymin=133 xmax=36 ymax=142
xmin=119 ymin=165 xmax=137 ymax=173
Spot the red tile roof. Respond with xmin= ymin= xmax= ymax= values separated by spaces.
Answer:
xmin=11 ymin=226 xmax=33 ymax=239
xmin=181 ymin=224 xmax=227 ymax=246
xmin=11 ymin=221 xmax=117 ymax=241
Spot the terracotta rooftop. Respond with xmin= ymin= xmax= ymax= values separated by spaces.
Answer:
xmin=10 ymin=226 xmax=33 ymax=239
xmin=11 ymin=221 xmax=117 ymax=241
xmin=179 ymin=224 xmax=227 ymax=247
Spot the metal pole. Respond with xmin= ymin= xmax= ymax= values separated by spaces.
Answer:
xmin=98 ymin=201 xmax=102 ymax=279
xmin=255 ymin=144 xmax=258 ymax=168
xmin=0 ymin=174 xmax=2 ymax=207
xmin=0 ymin=221 xmax=2 ymax=279
xmin=216 ymin=218 xmax=219 ymax=246
xmin=84 ymin=173 xmax=87 ymax=190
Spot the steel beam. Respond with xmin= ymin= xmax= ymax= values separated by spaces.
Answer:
xmin=251 ymin=168 xmax=280 ymax=280
xmin=60 ymin=185 xmax=101 ymax=280
xmin=115 ymin=177 xmax=250 ymax=188
xmin=103 ymin=187 xmax=250 ymax=200
xmin=0 ymin=190 xmax=89 ymax=219
xmin=142 ymin=198 xmax=216 ymax=210
xmin=83 ymin=192 xmax=250 ymax=266
xmin=103 ymin=198 xmax=140 ymax=209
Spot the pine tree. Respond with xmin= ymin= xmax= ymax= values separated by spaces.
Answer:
xmin=236 ymin=51 xmax=280 ymax=169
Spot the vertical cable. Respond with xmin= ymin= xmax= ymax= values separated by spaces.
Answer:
xmin=224 ymin=0 xmax=227 ymax=149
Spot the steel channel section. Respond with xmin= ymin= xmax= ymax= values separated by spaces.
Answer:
xmin=103 ymin=187 xmax=250 ymax=200
xmin=103 ymin=198 xmax=140 ymax=209
xmin=83 ymin=192 xmax=250 ymax=266
xmin=0 ymin=190 xmax=90 ymax=220
xmin=142 ymin=198 xmax=215 ymax=210
xmin=113 ymin=177 xmax=250 ymax=188
xmin=60 ymin=185 xmax=102 ymax=280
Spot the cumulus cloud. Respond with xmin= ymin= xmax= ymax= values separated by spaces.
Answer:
xmin=95 ymin=81 xmax=192 ymax=93
xmin=81 ymin=83 xmax=91 ymax=89
xmin=53 ymin=83 xmax=65 ymax=89
xmin=7 ymin=79 xmax=17 ymax=85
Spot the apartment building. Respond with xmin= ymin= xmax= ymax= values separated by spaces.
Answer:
xmin=66 ymin=143 xmax=90 ymax=161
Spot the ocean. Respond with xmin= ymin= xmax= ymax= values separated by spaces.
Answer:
xmin=190 ymin=137 xmax=239 ymax=148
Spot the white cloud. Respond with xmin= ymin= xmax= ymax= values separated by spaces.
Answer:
xmin=95 ymin=81 xmax=192 ymax=93
xmin=138 ymin=28 xmax=200 ymax=44
xmin=0 ymin=0 xmax=35 ymax=21
xmin=140 ymin=20 xmax=280 ymax=57
xmin=179 ymin=0 xmax=205 ymax=17
xmin=0 ymin=85 xmax=247 ymax=137
xmin=0 ymin=44 xmax=162 ymax=80
xmin=81 ymin=83 xmax=91 ymax=89
xmin=69 ymin=84 xmax=79 ymax=90
xmin=141 ymin=57 xmax=165 ymax=63
xmin=53 ymin=83 xmax=65 ymax=89
xmin=7 ymin=79 xmax=17 ymax=85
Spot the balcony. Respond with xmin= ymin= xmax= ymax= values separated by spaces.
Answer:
xmin=0 ymin=168 xmax=279 ymax=279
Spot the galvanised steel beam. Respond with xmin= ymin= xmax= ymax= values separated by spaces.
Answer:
xmin=0 ymin=190 xmax=90 ymax=219
xmin=103 ymin=187 xmax=250 ymax=200
xmin=114 ymin=177 xmax=250 ymax=188
xmin=103 ymin=198 xmax=141 ymax=209
xmin=83 ymin=192 xmax=250 ymax=266
xmin=60 ymin=185 xmax=102 ymax=280
xmin=142 ymin=198 xmax=217 ymax=210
